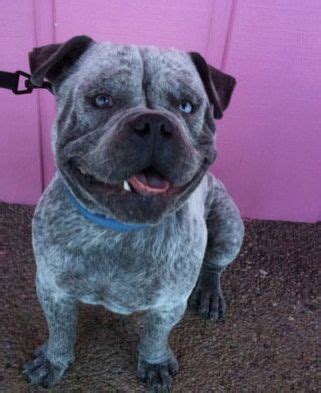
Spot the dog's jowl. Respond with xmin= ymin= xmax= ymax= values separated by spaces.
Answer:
xmin=23 ymin=36 xmax=244 ymax=390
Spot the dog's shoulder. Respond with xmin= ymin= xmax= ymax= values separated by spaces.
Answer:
xmin=32 ymin=172 xmax=71 ymax=234
xmin=202 ymin=172 xmax=231 ymax=216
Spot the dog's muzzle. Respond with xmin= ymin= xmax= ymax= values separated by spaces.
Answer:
xmin=123 ymin=112 xmax=175 ymax=194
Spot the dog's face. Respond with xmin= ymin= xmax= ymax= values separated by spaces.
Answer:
xmin=29 ymin=36 xmax=235 ymax=224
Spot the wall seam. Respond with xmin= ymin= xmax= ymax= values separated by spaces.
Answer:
xmin=204 ymin=0 xmax=216 ymax=58
xmin=52 ymin=0 xmax=57 ymax=42
xmin=32 ymin=0 xmax=45 ymax=192
xmin=221 ymin=0 xmax=238 ymax=70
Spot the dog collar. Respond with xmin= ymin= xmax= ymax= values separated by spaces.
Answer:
xmin=64 ymin=185 xmax=147 ymax=232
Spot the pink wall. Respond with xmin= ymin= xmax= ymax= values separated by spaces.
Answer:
xmin=0 ymin=0 xmax=320 ymax=222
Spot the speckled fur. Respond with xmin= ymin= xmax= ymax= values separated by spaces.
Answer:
xmin=24 ymin=39 xmax=244 ymax=390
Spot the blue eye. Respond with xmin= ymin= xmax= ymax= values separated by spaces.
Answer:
xmin=179 ymin=101 xmax=193 ymax=114
xmin=94 ymin=94 xmax=113 ymax=108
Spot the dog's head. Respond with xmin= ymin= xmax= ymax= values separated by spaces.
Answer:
xmin=29 ymin=36 xmax=236 ymax=224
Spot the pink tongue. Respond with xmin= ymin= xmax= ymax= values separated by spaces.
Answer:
xmin=129 ymin=172 xmax=170 ymax=195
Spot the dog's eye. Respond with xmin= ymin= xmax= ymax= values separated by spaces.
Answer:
xmin=179 ymin=101 xmax=193 ymax=114
xmin=93 ymin=94 xmax=113 ymax=108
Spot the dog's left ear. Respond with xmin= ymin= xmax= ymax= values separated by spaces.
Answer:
xmin=29 ymin=35 xmax=94 ymax=88
xmin=189 ymin=52 xmax=236 ymax=119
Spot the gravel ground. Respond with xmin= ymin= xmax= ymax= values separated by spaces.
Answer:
xmin=0 ymin=202 xmax=320 ymax=392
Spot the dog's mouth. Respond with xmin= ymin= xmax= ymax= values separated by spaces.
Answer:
xmin=64 ymin=158 xmax=210 ymax=223
xmin=128 ymin=168 xmax=170 ymax=195
xmin=74 ymin=165 xmax=182 ymax=197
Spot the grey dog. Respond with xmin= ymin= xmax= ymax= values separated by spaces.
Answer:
xmin=23 ymin=35 xmax=244 ymax=391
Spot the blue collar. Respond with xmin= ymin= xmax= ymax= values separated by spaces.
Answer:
xmin=64 ymin=185 xmax=147 ymax=232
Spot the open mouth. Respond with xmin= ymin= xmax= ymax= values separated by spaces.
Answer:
xmin=128 ymin=167 xmax=170 ymax=195
xmin=74 ymin=165 xmax=178 ymax=197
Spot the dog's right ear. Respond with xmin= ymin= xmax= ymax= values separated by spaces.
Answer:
xmin=29 ymin=35 xmax=94 ymax=88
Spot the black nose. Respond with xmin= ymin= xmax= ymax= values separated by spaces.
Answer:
xmin=131 ymin=113 xmax=173 ymax=139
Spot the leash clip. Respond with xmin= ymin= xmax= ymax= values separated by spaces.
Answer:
xmin=12 ymin=71 xmax=34 ymax=95
xmin=0 ymin=70 xmax=53 ymax=95
xmin=13 ymin=71 xmax=53 ymax=95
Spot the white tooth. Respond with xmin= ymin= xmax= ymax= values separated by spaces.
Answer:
xmin=79 ymin=167 xmax=86 ymax=175
xmin=123 ymin=180 xmax=131 ymax=192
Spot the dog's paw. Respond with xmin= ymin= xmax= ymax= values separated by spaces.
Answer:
xmin=137 ymin=354 xmax=179 ymax=392
xmin=23 ymin=346 xmax=67 ymax=388
xmin=189 ymin=285 xmax=226 ymax=321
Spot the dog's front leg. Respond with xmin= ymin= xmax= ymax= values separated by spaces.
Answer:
xmin=190 ymin=176 xmax=244 ymax=321
xmin=23 ymin=274 xmax=78 ymax=388
xmin=137 ymin=302 xmax=186 ymax=390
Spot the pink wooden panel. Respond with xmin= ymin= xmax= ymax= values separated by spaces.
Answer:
xmin=211 ymin=0 xmax=321 ymax=222
xmin=0 ymin=1 xmax=42 ymax=204
xmin=54 ymin=0 xmax=214 ymax=50
xmin=1 ymin=0 xmax=320 ymax=223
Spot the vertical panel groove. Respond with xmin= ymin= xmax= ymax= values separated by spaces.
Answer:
xmin=32 ymin=0 xmax=45 ymax=192
xmin=34 ymin=0 xmax=56 ymax=189
xmin=52 ymin=0 xmax=57 ymax=42
xmin=205 ymin=0 xmax=216 ymax=58
xmin=221 ymin=0 xmax=238 ymax=70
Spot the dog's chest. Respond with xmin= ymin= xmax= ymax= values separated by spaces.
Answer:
xmin=33 ymin=177 xmax=209 ymax=314
xmin=53 ymin=209 xmax=207 ymax=314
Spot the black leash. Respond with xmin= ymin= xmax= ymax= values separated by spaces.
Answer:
xmin=0 ymin=70 xmax=53 ymax=95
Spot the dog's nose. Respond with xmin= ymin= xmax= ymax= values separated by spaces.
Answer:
xmin=131 ymin=113 xmax=173 ymax=139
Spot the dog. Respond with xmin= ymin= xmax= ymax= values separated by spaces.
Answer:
xmin=23 ymin=35 xmax=244 ymax=391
